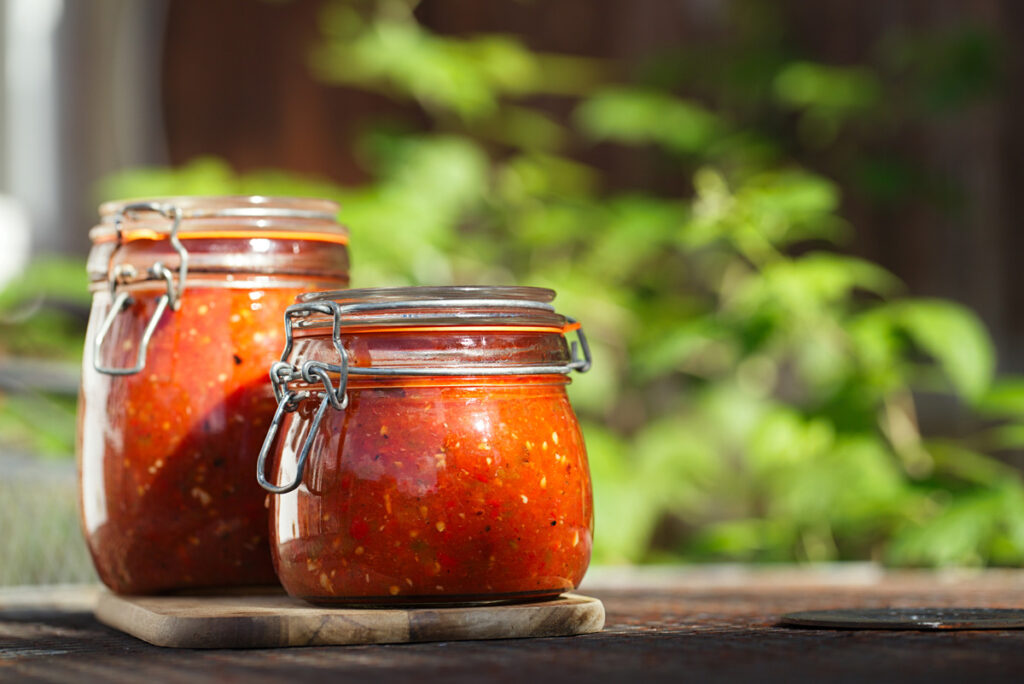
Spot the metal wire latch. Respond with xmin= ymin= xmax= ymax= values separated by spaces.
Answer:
xmin=92 ymin=202 xmax=188 ymax=376
xmin=257 ymin=298 xmax=592 ymax=495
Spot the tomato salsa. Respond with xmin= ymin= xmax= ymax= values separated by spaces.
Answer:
xmin=261 ymin=287 xmax=594 ymax=604
xmin=79 ymin=198 xmax=349 ymax=594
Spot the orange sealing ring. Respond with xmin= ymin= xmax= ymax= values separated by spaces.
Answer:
xmin=92 ymin=229 xmax=349 ymax=245
xmin=294 ymin=321 xmax=582 ymax=335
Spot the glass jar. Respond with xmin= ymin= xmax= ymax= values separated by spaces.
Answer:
xmin=78 ymin=197 xmax=349 ymax=594
xmin=258 ymin=286 xmax=594 ymax=605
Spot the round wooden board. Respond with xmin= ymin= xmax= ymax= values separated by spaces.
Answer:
xmin=95 ymin=590 xmax=605 ymax=649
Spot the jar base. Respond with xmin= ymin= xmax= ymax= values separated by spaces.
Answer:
xmin=295 ymin=589 xmax=566 ymax=608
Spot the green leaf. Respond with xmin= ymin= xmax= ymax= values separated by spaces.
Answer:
xmin=926 ymin=440 xmax=1020 ymax=486
xmin=633 ymin=415 xmax=724 ymax=509
xmin=975 ymin=377 xmax=1024 ymax=417
xmin=575 ymin=88 xmax=724 ymax=154
xmin=845 ymin=309 xmax=905 ymax=392
xmin=686 ymin=519 xmax=798 ymax=562
xmin=312 ymin=15 xmax=551 ymax=119
xmin=887 ymin=494 xmax=995 ymax=566
xmin=498 ymin=153 xmax=597 ymax=201
xmin=886 ymin=486 xmax=1024 ymax=566
xmin=581 ymin=196 xmax=688 ymax=280
xmin=741 ymin=170 xmax=840 ymax=217
xmin=689 ymin=169 xmax=845 ymax=249
xmin=974 ymin=424 xmax=1024 ymax=453
xmin=892 ymin=300 xmax=995 ymax=401
xmin=466 ymin=105 xmax=567 ymax=151
xmin=774 ymin=62 xmax=881 ymax=112
xmin=738 ymin=253 xmax=898 ymax=314
xmin=636 ymin=320 xmax=737 ymax=380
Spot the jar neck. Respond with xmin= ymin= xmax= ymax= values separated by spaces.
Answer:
xmin=293 ymin=328 xmax=576 ymax=375
xmin=87 ymin=273 xmax=350 ymax=294
xmin=88 ymin=196 xmax=349 ymax=285
xmin=87 ymin=235 xmax=351 ymax=286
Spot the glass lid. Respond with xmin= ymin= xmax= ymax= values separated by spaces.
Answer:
xmin=90 ymin=196 xmax=346 ymax=244
xmin=293 ymin=286 xmax=569 ymax=331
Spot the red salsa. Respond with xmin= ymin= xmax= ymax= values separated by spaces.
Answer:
xmin=78 ymin=198 xmax=349 ymax=594
xmin=262 ymin=287 xmax=594 ymax=604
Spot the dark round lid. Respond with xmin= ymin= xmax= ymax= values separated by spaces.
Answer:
xmin=780 ymin=607 xmax=1024 ymax=630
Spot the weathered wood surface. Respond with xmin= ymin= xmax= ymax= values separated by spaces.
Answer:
xmin=94 ymin=591 xmax=604 ymax=648
xmin=4 ymin=567 xmax=1024 ymax=682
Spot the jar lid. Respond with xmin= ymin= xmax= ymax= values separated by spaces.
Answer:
xmin=294 ymin=286 xmax=569 ymax=332
xmin=90 ymin=196 xmax=347 ymax=245
xmin=273 ymin=283 xmax=590 ymax=404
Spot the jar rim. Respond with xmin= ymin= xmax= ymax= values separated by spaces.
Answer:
xmin=293 ymin=286 xmax=566 ymax=332
xmin=99 ymin=195 xmax=340 ymax=219
xmin=91 ymin=195 xmax=345 ymax=244
xmin=298 ymin=285 xmax=555 ymax=304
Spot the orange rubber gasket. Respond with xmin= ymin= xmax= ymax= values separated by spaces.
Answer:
xmin=296 ymin=321 xmax=582 ymax=335
xmin=326 ymin=375 xmax=571 ymax=389
xmin=92 ymin=229 xmax=349 ymax=245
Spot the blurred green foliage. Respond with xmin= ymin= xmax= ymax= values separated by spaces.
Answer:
xmin=0 ymin=257 xmax=90 ymax=358
xmin=87 ymin=0 xmax=1024 ymax=566
xmin=0 ymin=258 xmax=88 ymax=457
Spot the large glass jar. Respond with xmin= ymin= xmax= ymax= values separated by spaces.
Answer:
xmin=78 ymin=197 xmax=349 ymax=594
xmin=258 ymin=286 xmax=594 ymax=605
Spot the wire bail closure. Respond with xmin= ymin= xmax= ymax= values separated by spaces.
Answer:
xmin=92 ymin=202 xmax=188 ymax=376
xmin=257 ymin=298 xmax=592 ymax=495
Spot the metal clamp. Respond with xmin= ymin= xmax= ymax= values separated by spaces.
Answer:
xmin=258 ymin=302 xmax=348 ymax=494
xmin=565 ymin=317 xmax=592 ymax=373
xmin=257 ymin=298 xmax=592 ymax=494
xmin=256 ymin=389 xmax=334 ymax=495
xmin=271 ymin=301 xmax=348 ymax=403
xmin=92 ymin=202 xmax=187 ymax=376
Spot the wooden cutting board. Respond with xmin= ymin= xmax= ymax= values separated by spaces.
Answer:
xmin=95 ymin=590 xmax=605 ymax=649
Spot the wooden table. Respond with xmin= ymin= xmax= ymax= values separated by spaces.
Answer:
xmin=3 ymin=566 xmax=1024 ymax=682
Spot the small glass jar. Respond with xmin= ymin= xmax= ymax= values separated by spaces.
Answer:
xmin=78 ymin=197 xmax=349 ymax=594
xmin=258 ymin=286 xmax=594 ymax=605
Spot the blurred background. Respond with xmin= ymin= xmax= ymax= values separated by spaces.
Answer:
xmin=4 ymin=0 xmax=1024 ymax=584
